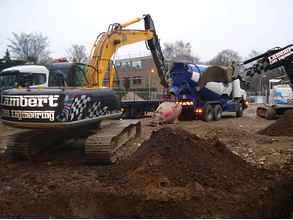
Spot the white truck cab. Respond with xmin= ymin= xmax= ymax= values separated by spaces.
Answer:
xmin=0 ymin=65 xmax=49 ymax=90
xmin=268 ymin=79 xmax=293 ymax=105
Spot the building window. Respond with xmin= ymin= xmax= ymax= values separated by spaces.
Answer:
xmin=132 ymin=60 xmax=142 ymax=68
xmin=132 ymin=76 xmax=142 ymax=85
xmin=120 ymin=61 xmax=131 ymax=67
xmin=114 ymin=80 xmax=120 ymax=86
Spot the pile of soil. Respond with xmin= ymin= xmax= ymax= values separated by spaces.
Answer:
xmin=0 ymin=127 xmax=293 ymax=218
xmin=259 ymin=110 xmax=293 ymax=136
xmin=114 ymin=127 xmax=293 ymax=218
xmin=126 ymin=127 xmax=259 ymax=189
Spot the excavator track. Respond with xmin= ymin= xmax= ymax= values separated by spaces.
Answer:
xmin=85 ymin=120 xmax=141 ymax=164
xmin=5 ymin=120 xmax=141 ymax=163
xmin=5 ymin=129 xmax=69 ymax=160
xmin=6 ymin=132 xmax=31 ymax=159
xmin=5 ymin=125 xmax=96 ymax=160
xmin=6 ymin=130 xmax=47 ymax=159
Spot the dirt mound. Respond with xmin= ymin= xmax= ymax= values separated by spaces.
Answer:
xmin=114 ymin=127 xmax=293 ymax=218
xmin=259 ymin=110 xmax=293 ymax=136
xmin=126 ymin=127 xmax=257 ymax=189
xmin=0 ymin=127 xmax=293 ymax=218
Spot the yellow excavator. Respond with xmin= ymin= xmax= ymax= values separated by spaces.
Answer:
xmin=0 ymin=14 xmax=168 ymax=163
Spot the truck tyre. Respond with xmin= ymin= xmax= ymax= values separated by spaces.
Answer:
xmin=203 ymin=104 xmax=213 ymax=122
xmin=213 ymin=105 xmax=222 ymax=121
xmin=236 ymin=103 xmax=243 ymax=117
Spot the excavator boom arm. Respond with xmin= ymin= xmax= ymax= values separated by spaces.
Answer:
xmin=86 ymin=30 xmax=153 ymax=87
xmin=244 ymin=44 xmax=293 ymax=86
xmin=86 ymin=14 xmax=169 ymax=89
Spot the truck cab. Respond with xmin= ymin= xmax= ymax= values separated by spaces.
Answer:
xmin=0 ymin=62 xmax=93 ymax=92
xmin=0 ymin=65 xmax=49 ymax=91
xmin=267 ymin=79 xmax=293 ymax=105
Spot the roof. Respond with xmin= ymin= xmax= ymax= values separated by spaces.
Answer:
xmin=116 ymin=55 xmax=152 ymax=63
xmin=1 ymin=65 xmax=49 ymax=74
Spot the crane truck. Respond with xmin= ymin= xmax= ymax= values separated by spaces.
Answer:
xmin=243 ymin=44 xmax=293 ymax=119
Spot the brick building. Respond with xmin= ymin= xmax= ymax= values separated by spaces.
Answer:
xmin=111 ymin=55 xmax=164 ymax=94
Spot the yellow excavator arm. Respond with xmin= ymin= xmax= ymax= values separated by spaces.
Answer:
xmin=85 ymin=15 xmax=169 ymax=88
xmin=86 ymin=16 xmax=152 ymax=87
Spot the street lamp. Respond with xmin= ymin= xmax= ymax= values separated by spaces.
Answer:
xmin=149 ymin=68 xmax=154 ymax=100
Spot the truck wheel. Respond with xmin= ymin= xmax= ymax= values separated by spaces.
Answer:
xmin=213 ymin=105 xmax=222 ymax=121
xmin=236 ymin=104 xmax=243 ymax=117
xmin=203 ymin=104 xmax=213 ymax=122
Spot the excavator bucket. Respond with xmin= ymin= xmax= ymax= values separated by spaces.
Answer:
xmin=256 ymin=106 xmax=277 ymax=120
xmin=144 ymin=14 xmax=169 ymax=88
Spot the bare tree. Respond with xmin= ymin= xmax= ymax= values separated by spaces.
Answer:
xmin=208 ymin=49 xmax=242 ymax=66
xmin=163 ymin=41 xmax=200 ymax=63
xmin=66 ymin=44 xmax=88 ymax=63
xmin=8 ymin=32 xmax=50 ymax=64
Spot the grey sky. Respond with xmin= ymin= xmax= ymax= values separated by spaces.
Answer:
xmin=0 ymin=0 xmax=292 ymax=62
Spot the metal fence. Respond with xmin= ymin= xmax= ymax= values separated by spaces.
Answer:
xmin=114 ymin=89 xmax=163 ymax=101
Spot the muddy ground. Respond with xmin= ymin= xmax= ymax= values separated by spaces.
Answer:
xmin=1 ymin=104 xmax=293 ymax=218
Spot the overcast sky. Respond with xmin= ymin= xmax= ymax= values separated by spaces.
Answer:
xmin=0 ymin=0 xmax=292 ymax=62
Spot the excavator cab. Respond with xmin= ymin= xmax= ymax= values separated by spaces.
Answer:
xmin=48 ymin=63 xmax=92 ymax=87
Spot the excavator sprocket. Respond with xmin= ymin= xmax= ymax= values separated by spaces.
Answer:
xmin=85 ymin=120 xmax=141 ymax=164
